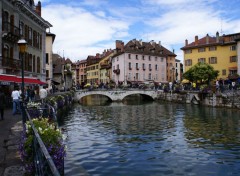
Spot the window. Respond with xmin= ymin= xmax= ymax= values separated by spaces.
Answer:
xmin=155 ymin=57 xmax=157 ymax=61
xmin=155 ymin=64 xmax=158 ymax=71
xmin=117 ymin=64 xmax=119 ymax=69
xmin=148 ymin=73 xmax=152 ymax=80
xmin=185 ymin=49 xmax=192 ymax=54
xmin=37 ymin=57 xmax=40 ymax=73
xmin=128 ymin=54 xmax=131 ymax=59
xmin=46 ymin=53 xmax=49 ymax=64
xmin=198 ymin=58 xmax=206 ymax=63
xmin=136 ymin=55 xmax=138 ymax=60
xmin=149 ymin=56 xmax=151 ymax=61
xmin=149 ymin=64 xmax=152 ymax=71
xmin=136 ymin=73 xmax=139 ymax=80
xmin=209 ymin=46 xmax=217 ymax=51
xmin=222 ymin=69 xmax=226 ymax=76
xmin=185 ymin=59 xmax=192 ymax=66
xmin=229 ymin=69 xmax=237 ymax=75
xmin=142 ymin=63 xmax=145 ymax=70
xmin=19 ymin=21 xmax=24 ymax=36
xmin=230 ymin=56 xmax=237 ymax=62
xmin=46 ymin=70 xmax=49 ymax=78
xmin=230 ymin=45 xmax=236 ymax=51
xmin=198 ymin=48 xmax=205 ymax=52
xmin=129 ymin=62 xmax=132 ymax=70
xmin=209 ymin=57 xmax=217 ymax=64
xmin=136 ymin=63 xmax=139 ymax=70
xmin=142 ymin=55 xmax=145 ymax=60
xmin=161 ymin=58 xmax=164 ymax=62
xmin=117 ymin=57 xmax=119 ymax=61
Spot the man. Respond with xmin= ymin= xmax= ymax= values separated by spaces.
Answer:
xmin=11 ymin=86 xmax=20 ymax=115
xmin=0 ymin=87 xmax=6 ymax=120
xmin=39 ymin=86 xmax=48 ymax=103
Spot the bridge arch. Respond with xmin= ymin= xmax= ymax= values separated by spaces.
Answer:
xmin=75 ymin=90 xmax=159 ymax=102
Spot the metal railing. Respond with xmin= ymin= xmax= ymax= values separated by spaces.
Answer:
xmin=24 ymin=103 xmax=62 ymax=176
xmin=0 ymin=56 xmax=21 ymax=68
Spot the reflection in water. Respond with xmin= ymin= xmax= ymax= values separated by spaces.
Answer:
xmin=61 ymin=101 xmax=240 ymax=176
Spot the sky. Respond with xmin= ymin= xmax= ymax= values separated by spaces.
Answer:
xmin=40 ymin=0 xmax=240 ymax=62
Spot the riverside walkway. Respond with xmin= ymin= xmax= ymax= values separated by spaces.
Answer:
xmin=0 ymin=109 xmax=25 ymax=176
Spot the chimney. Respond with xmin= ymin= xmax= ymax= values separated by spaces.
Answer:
xmin=216 ymin=31 xmax=219 ymax=43
xmin=195 ymin=36 xmax=198 ymax=45
xmin=35 ymin=1 xmax=41 ymax=16
xmin=159 ymin=41 xmax=161 ymax=46
xmin=206 ymin=34 xmax=209 ymax=44
xmin=185 ymin=39 xmax=188 ymax=46
xmin=115 ymin=40 xmax=124 ymax=52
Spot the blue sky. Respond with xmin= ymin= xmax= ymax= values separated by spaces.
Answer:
xmin=41 ymin=0 xmax=240 ymax=62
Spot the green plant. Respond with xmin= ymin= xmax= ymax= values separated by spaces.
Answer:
xmin=19 ymin=118 xmax=65 ymax=175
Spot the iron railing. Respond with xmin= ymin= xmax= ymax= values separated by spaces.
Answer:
xmin=24 ymin=103 xmax=62 ymax=176
xmin=0 ymin=56 xmax=21 ymax=69
xmin=2 ymin=21 xmax=20 ymax=37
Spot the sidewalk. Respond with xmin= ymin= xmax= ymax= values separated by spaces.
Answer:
xmin=0 ymin=109 xmax=25 ymax=176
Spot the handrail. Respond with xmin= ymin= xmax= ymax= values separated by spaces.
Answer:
xmin=24 ymin=106 xmax=61 ymax=176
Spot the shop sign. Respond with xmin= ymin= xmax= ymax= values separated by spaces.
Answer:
xmin=0 ymin=81 xmax=11 ymax=85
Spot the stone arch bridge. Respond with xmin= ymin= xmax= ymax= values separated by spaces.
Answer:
xmin=75 ymin=90 xmax=159 ymax=102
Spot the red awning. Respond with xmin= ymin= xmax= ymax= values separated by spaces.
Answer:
xmin=16 ymin=77 xmax=46 ymax=85
xmin=0 ymin=74 xmax=46 ymax=85
xmin=0 ymin=75 xmax=19 ymax=83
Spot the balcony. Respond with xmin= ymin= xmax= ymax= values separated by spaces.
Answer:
xmin=228 ymin=73 xmax=239 ymax=80
xmin=143 ymin=68 xmax=146 ymax=71
xmin=129 ymin=67 xmax=132 ymax=70
xmin=2 ymin=22 xmax=20 ymax=42
xmin=149 ymin=68 xmax=152 ymax=71
xmin=1 ymin=57 xmax=21 ymax=70
xmin=100 ymin=63 xmax=111 ymax=69
xmin=136 ymin=68 xmax=139 ymax=70
xmin=113 ymin=68 xmax=120 ymax=75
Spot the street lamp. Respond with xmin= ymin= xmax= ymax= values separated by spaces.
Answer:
xmin=17 ymin=38 xmax=27 ymax=123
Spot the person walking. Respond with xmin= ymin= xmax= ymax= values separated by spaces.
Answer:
xmin=0 ymin=87 xmax=6 ymax=120
xmin=39 ymin=86 xmax=48 ymax=103
xmin=11 ymin=86 xmax=20 ymax=115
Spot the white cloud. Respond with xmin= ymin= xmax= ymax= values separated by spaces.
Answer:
xmin=42 ymin=4 xmax=130 ymax=61
xmin=41 ymin=0 xmax=240 ymax=63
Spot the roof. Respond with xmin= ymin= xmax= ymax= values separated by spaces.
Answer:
xmin=113 ymin=39 xmax=176 ymax=58
xmin=182 ymin=32 xmax=240 ymax=50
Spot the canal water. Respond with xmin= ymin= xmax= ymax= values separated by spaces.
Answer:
xmin=60 ymin=96 xmax=240 ymax=176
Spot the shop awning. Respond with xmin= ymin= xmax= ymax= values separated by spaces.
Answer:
xmin=0 ymin=74 xmax=46 ymax=85
xmin=0 ymin=75 xmax=19 ymax=82
xmin=23 ymin=78 xmax=46 ymax=85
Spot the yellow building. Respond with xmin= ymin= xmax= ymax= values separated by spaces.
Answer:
xmin=86 ymin=55 xmax=100 ymax=84
xmin=181 ymin=32 xmax=240 ymax=80
xmin=99 ymin=50 xmax=113 ymax=84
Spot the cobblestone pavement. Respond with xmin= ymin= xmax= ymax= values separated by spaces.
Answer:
xmin=0 ymin=109 xmax=25 ymax=176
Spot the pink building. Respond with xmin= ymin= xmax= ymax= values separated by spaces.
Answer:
xmin=111 ymin=39 xmax=176 ymax=84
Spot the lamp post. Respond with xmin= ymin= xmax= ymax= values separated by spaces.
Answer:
xmin=17 ymin=38 xmax=27 ymax=123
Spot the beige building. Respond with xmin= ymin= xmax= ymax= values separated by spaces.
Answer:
xmin=0 ymin=0 xmax=52 ymax=82
xmin=45 ymin=32 xmax=55 ymax=89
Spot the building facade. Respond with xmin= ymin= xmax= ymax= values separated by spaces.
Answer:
xmin=111 ymin=39 xmax=176 ymax=84
xmin=45 ymin=32 xmax=55 ymax=89
xmin=99 ymin=50 xmax=113 ymax=84
xmin=1 ymin=0 xmax=52 ymax=82
xmin=181 ymin=32 xmax=240 ymax=80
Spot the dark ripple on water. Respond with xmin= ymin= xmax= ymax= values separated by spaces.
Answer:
xmin=62 ymin=103 xmax=240 ymax=176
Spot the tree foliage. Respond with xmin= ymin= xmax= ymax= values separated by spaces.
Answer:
xmin=183 ymin=62 xmax=219 ymax=84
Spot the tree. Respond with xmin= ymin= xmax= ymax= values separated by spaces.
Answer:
xmin=183 ymin=62 xmax=219 ymax=84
